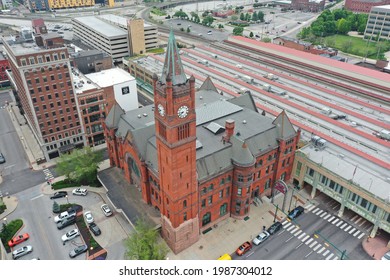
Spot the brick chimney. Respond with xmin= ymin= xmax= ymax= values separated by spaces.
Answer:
xmin=224 ymin=119 xmax=235 ymax=143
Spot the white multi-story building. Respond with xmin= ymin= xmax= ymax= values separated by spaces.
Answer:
xmin=364 ymin=5 xmax=390 ymax=41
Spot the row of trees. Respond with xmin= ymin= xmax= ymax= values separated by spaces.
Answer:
xmin=298 ymin=9 xmax=368 ymax=39
xmin=238 ymin=11 xmax=265 ymax=22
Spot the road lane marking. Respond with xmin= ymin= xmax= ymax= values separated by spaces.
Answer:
xmin=295 ymin=243 xmax=304 ymax=249
xmin=332 ymin=218 xmax=339 ymax=224
xmin=304 ymin=251 xmax=313 ymax=258
xmin=285 ymin=236 xmax=294 ymax=242
xmin=277 ymin=229 xmax=286 ymax=236
xmin=4 ymin=164 xmax=16 ymax=170
xmin=31 ymin=194 xmax=44 ymax=201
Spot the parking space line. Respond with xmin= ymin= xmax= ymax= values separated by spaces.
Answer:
xmin=312 ymin=208 xmax=320 ymax=214
xmin=332 ymin=218 xmax=339 ymax=224
xmin=348 ymin=228 xmax=356 ymax=234
xmin=340 ymin=223 xmax=348 ymax=229
xmin=309 ymin=241 xmax=318 ymax=248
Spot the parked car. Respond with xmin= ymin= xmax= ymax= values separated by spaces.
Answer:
xmin=61 ymin=228 xmax=80 ymax=242
xmin=57 ymin=216 xmax=76 ymax=230
xmin=252 ymin=231 xmax=270 ymax=245
xmin=84 ymin=211 xmax=94 ymax=224
xmin=54 ymin=209 xmax=76 ymax=223
xmin=12 ymin=245 xmax=33 ymax=259
xmin=50 ymin=191 xmax=68 ymax=199
xmin=101 ymin=204 xmax=112 ymax=217
xmin=8 ymin=233 xmax=30 ymax=247
xmin=69 ymin=244 xmax=88 ymax=258
xmin=235 ymin=241 xmax=252 ymax=256
xmin=288 ymin=206 xmax=305 ymax=220
xmin=267 ymin=221 xmax=283 ymax=235
xmin=382 ymin=251 xmax=390 ymax=260
xmin=89 ymin=222 xmax=101 ymax=236
xmin=0 ymin=152 xmax=5 ymax=164
xmin=72 ymin=188 xmax=88 ymax=196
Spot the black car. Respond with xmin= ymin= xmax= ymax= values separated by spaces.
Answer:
xmin=50 ymin=191 xmax=68 ymax=199
xmin=288 ymin=206 xmax=305 ymax=220
xmin=267 ymin=221 xmax=282 ymax=235
xmin=89 ymin=222 xmax=101 ymax=236
xmin=69 ymin=244 xmax=88 ymax=258
xmin=57 ymin=216 xmax=76 ymax=230
xmin=0 ymin=152 xmax=5 ymax=164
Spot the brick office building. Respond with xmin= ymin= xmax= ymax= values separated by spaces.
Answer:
xmin=103 ymin=31 xmax=300 ymax=253
xmin=345 ymin=0 xmax=390 ymax=13
xmin=0 ymin=53 xmax=10 ymax=87
xmin=3 ymin=32 xmax=85 ymax=160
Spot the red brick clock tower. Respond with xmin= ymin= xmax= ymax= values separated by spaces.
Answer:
xmin=152 ymin=30 xmax=199 ymax=254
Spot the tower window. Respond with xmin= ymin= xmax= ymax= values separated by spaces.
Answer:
xmin=178 ymin=123 xmax=189 ymax=140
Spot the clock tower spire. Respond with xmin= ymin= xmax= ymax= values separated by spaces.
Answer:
xmin=153 ymin=30 xmax=199 ymax=254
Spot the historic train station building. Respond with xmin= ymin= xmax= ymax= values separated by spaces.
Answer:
xmin=103 ymin=31 xmax=300 ymax=253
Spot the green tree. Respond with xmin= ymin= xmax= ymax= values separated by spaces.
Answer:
xmin=231 ymin=15 xmax=238 ymax=21
xmin=257 ymin=11 xmax=264 ymax=22
xmin=233 ymin=26 xmax=244 ymax=36
xmin=245 ymin=13 xmax=251 ymax=21
xmin=252 ymin=11 xmax=258 ymax=22
xmin=336 ymin=18 xmax=351 ymax=35
xmin=173 ymin=10 xmax=188 ymax=19
xmin=261 ymin=37 xmax=271 ymax=43
xmin=55 ymin=147 xmax=104 ymax=186
xmin=186 ymin=27 xmax=190 ymax=33
xmin=202 ymin=15 xmax=215 ymax=26
xmin=240 ymin=13 xmax=245 ymax=21
xmin=52 ymin=201 xmax=60 ymax=213
xmin=125 ymin=219 xmax=169 ymax=260
xmin=249 ymin=31 xmax=254 ymax=38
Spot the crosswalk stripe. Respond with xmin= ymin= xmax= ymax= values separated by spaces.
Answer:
xmin=326 ymin=253 xmax=334 ymax=260
xmin=344 ymin=225 xmax=352 ymax=232
xmin=323 ymin=250 xmax=330 ymax=256
xmin=301 ymin=235 xmax=310 ymax=242
xmin=333 ymin=256 xmax=339 ymax=260
xmin=332 ymin=218 xmax=339 ymax=224
xmin=305 ymin=204 xmax=316 ymax=211
xmin=340 ymin=223 xmax=348 ymax=229
xmin=309 ymin=241 xmax=318 ymax=248
xmin=284 ymin=224 xmax=294 ymax=230
xmin=298 ymin=232 xmax=306 ymax=239
xmin=349 ymin=228 xmax=356 ymax=234
xmin=317 ymin=247 xmax=325 ymax=254
xmin=282 ymin=220 xmax=289 ymax=226
xmin=328 ymin=216 xmax=335 ymax=222
xmin=305 ymin=238 xmax=313 ymax=245
xmin=324 ymin=214 xmax=331 ymax=220
xmin=313 ymin=244 xmax=322 ymax=251
xmin=294 ymin=230 xmax=302 ymax=236
xmin=312 ymin=208 xmax=320 ymax=214
xmin=320 ymin=212 xmax=327 ymax=218
xmin=336 ymin=220 xmax=343 ymax=227
xmin=357 ymin=232 xmax=365 ymax=239
xmin=290 ymin=227 xmax=299 ymax=234
xmin=316 ymin=209 xmax=324 ymax=216
xmin=353 ymin=230 xmax=361 ymax=237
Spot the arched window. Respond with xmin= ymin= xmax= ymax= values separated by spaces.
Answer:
xmin=183 ymin=200 xmax=187 ymax=208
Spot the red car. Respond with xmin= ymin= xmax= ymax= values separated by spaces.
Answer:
xmin=8 ymin=233 xmax=30 ymax=247
xmin=235 ymin=241 xmax=252 ymax=256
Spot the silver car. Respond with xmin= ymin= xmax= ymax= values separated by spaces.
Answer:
xmin=12 ymin=245 xmax=33 ymax=259
xmin=252 ymin=231 xmax=270 ymax=245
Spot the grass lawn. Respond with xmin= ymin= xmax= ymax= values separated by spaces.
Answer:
xmin=323 ymin=35 xmax=390 ymax=59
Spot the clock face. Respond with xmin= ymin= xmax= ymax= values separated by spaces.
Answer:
xmin=177 ymin=105 xmax=189 ymax=118
xmin=157 ymin=104 xmax=165 ymax=116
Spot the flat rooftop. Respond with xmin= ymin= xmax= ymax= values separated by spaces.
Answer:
xmin=2 ymin=36 xmax=66 ymax=56
xmin=85 ymin=68 xmax=135 ymax=87
xmin=71 ymin=69 xmax=98 ymax=94
xmin=300 ymin=143 xmax=390 ymax=201
xmin=73 ymin=16 xmax=127 ymax=38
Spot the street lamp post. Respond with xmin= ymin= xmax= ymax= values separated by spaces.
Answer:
xmin=3 ymin=217 xmax=7 ymax=226
xmin=65 ymin=195 xmax=69 ymax=205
